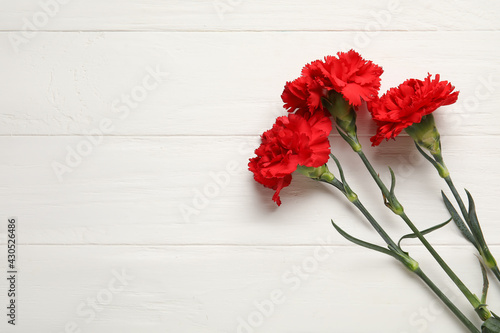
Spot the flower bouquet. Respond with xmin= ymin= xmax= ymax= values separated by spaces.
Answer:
xmin=248 ymin=50 xmax=500 ymax=332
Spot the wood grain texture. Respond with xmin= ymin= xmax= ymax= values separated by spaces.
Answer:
xmin=0 ymin=135 xmax=498 ymax=246
xmin=0 ymin=245 xmax=498 ymax=332
xmin=1 ymin=1 xmax=500 ymax=332
xmin=0 ymin=0 xmax=499 ymax=31
xmin=1 ymin=31 xmax=499 ymax=136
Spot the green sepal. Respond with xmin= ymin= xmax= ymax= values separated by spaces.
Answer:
xmin=322 ymin=92 xmax=359 ymax=152
xmin=296 ymin=164 xmax=335 ymax=182
xmin=441 ymin=191 xmax=477 ymax=246
xmin=321 ymin=93 xmax=352 ymax=120
xmin=397 ymin=218 xmax=452 ymax=249
xmin=405 ymin=114 xmax=441 ymax=155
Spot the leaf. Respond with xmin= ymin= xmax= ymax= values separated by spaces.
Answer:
xmin=335 ymin=125 xmax=352 ymax=145
xmin=398 ymin=218 xmax=452 ymax=248
xmin=388 ymin=167 xmax=396 ymax=198
xmin=330 ymin=153 xmax=347 ymax=185
xmin=466 ymin=190 xmax=500 ymax=282
xmin=478 ymin=257 xmax=489 ymax=304
xmin=414 ymin=142 xmax=440 ymax=169
xmin=466 ymin=189 xmax=487 ymax=245
xmin=442 ymin=191 xmax=477 ymax=247
xmin=492 ymin=266 xmax=500 ymax=283
xmin=330 ymin=220 xmax=394 ymax=257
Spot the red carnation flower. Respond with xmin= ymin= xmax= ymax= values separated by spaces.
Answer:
xmin=326 ymin=50 xmax=384 ymax=106
xmin=248 ymin=113 xmax=332 ymax=205
xmin=301 ymin=59 xmax=334 ymax=112
xmin=281 ymin=50 xmax=383 ymax=117
xmin=281 ymin=76 xmax=311 ymax=115
xmin=369 ymin=74 xmax=459 ymax=146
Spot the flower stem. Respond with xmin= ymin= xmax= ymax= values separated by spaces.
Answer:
xmin=444 ymin=175 xmax=500 ymax=282
xmin=399 ymin=210 xmax=484 ymax=311
xmin=356 ymin=150 xmax=489 ymax=319
xmin=350 ymin=198 xmax=396 ymax=247
xmin=414 ymin=268 xmax=481 ymax=333
xmin=444 ymin=176 xmax=469 ymax=220
xmin=322 ymin=178 xmax=480 ymax=332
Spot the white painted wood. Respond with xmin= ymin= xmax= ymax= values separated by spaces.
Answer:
xmin=0 ymin=245 xmax=497 ymax=332
xmin=1 ymin=1 xmax=499 ymax=331
xmin=0 ymin=135 xmax=498 ymax=247
xmin=0 ymin=0 xmax=499 ymax=31
xmin=1 ymin=31 xmax=499 ymax=136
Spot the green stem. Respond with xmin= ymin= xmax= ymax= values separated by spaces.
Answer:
xmin=322 ymin=178 xmax=480 ymax=332
xmin=415 ymin=268 xmax=481 ymax=333
xmin=399 ymin=211 xmax=482 ymax=308
xmin=356 ymin=150 xmax=488 ymax=319
xmin=444 ymin=175 xmax=500 ymax=283
xmin=328 ymin=177 xmax=394 ymax=247
xmin=350 ymin=198 xmax=397 ymax=248
xmin=321 ymin=177 xmax=398 ymax=251
xmin=444 ymin=176 xmax=469 ymax=221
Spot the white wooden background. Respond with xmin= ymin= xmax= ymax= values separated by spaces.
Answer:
xmin=0 ymin=1 xmax=499 ymax=332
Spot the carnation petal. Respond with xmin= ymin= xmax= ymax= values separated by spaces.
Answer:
xmin=248 ymin=113 xmax=332 ymax=205
xmin=369 ymin=74 xmax=458 ymax=145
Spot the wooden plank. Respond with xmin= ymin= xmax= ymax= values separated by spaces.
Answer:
xmin=0 ymin=0 xmax=499 ymax=32
xmin=1 ymin=2 xmax=499 ymax=332
xmin=0 ymin=244 xmax=495 ymax=332
xmin=1 ymin=31 xmax=499 ymax=136
xmin=0 ymin=135 xmax=498 ymax=246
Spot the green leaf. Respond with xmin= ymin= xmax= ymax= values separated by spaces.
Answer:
xmin=442 ymin=191 xmax=477 ymax=247
xmin=329 ymin=153 xmax=358 ymax=201
xmin=398 ymin=218 xmax=452 ymax=249
xmin=492 ymin=266 xmax=500 ymax=282
xmin=478 ymin=258 xmax=489 ymax=304
xmin=414 ymin=142 xmax=440 ymax=169
xmin=335 ymin=125 xmax=352 ymax=145
xmin=466 ymin=190 xmax=500 ymax=281
xmin=388 ymin=167 xmax=396 ymax=198
xmin=466 ymin=189 xmax=487 ymax=245
xmin=330 ymin=153 xmax=347 ymax=185
xmin=330 ymin=220 xmax=394 ymax=257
